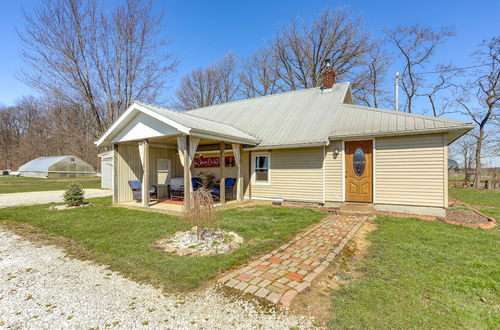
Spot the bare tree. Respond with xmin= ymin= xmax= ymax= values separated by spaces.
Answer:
xmin=215 ymin=52 xmax=239 ymax=103
xmin=239 ymin=48 xmax=282 ymax=98
xmin=18 ymin=0 xmax=177 ymax=136
xmin=271 ymin=8 xmax=373 ymax=91
xmin=353 ymin=44 xmax=392 ymax=108
xmin=0 ymin=106 xmax=22 ymax=169
xmin=450 ymin=133 xmax=476 ymax=186
xmin=176 ymin=8 xmax=379 ymax=108
xmin=386 ymin=25 xmax=455 ymax=113
xmin=455 ymin=36 xmax=499 ymax=188
xmin=175 ymin=68 xmax=220 ymax=110
xmin=419 ymin=64 xmax=461 ymax=117
xmin=175 ymin=53 xmax=239 ymax=110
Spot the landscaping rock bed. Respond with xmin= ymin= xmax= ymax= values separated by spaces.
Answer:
xmin=155 ymin=228 xmax=244 ymax=256
xmin=49 ymin=203 xmax=93 ymax=211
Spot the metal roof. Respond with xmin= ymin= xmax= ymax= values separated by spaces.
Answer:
xmin=96 ymin=102 xmax=260 ymax=146
xmin=187 ymin=82 xmax=474 ymax=147
xmin=328 ymin=104 xmax=475 ymax=140
xmin=136 ymin=102 xmax=259 ymax=143
xmin=97 ymin=82 xmax=474 ymax=148
xmin=188 ymin=83 xmax=352 ymax=147
xmin=19 ymin=156 xmax=71 ymax=172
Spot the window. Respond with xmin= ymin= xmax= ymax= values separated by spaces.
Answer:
xmin=253 ymin=153 xmax=270 ymax=184
xmin=352 ymin=148 xmax=365 ymax=176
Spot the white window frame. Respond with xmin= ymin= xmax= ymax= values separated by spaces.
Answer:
xmin=251 ymin=152 xmax=271 ymax=185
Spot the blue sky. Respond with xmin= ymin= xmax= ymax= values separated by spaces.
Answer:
xmin=0 ymin=0 xmax=498 ymax=109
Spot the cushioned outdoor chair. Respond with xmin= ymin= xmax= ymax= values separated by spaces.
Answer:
xmin=168 ymin=177 xmax=184 ymax=200
xmin=192 ymin=177 xmax=202 ymax=191
xmin=128 ymin=180 xmax=157 ymax=201
xmin=211 ymin=178 xmax=237 ymax=201
xmin=168 ymin=177 xmax=202 ymax=201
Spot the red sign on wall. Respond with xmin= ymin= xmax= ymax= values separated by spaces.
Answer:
xmin=194 ymin=156 xmax=235 ymax=168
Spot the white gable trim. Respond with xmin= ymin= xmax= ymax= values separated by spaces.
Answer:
xmin=95 ymin=103 xmax=191 ymax=147
xmin=112 ymin=112 xmax=181 ymax=143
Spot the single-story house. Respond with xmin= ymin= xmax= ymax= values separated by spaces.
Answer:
xmin=18 ymin=155 xmax=96 ymax=178
xmin=96 ymin=65 xmax=474 ymax=217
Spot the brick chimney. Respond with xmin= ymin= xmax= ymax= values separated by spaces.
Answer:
xmin=322 ymin=59 xmax=335 ymax=89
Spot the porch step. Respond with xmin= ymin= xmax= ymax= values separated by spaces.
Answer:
xmin=339 ymin=203 xmax=373 ymax=216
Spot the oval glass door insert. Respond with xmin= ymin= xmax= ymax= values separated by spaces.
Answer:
xmin=353 ymin=148 xmax=365 ymax=176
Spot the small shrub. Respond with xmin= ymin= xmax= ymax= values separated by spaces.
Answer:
xmin=63 ymin=183 xmax=85 ymax=206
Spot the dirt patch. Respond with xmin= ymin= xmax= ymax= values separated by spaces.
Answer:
xmin=446 ymin=209 xmax=491 ymax=225
xmin=289 ymin=218 xmax=377 ymax=328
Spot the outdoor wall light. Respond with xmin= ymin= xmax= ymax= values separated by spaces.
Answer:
xmin=333 ymin=147 xmax=340 ymax=158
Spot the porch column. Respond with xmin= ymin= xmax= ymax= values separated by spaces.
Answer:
xmin=183 ymin=136 xmax=191 ymax=212
xmin=232 ymin=143 xmax=243 ymax=202
xmin=138 ymin=140 xmax=150 ymax=207
xmin=112 ymin=144 xmax=118 ymax=204
xmin=219 ymin=142 xmax=225 ymax=204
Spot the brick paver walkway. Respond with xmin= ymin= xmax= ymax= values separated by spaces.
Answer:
xmin=218 ymin=214 xmax=367 ymax=307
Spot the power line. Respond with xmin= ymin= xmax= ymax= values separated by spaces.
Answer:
xmin=415 ymin=64 xmax=489 ymax=75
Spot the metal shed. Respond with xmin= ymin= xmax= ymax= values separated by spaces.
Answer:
xmin=98 ymin=151 xmax=113 ymax=189
xmin=18 ymin=156 xmax=96 ymax=178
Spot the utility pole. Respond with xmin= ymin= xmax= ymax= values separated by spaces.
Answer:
xmin=395 ymin=72 xmax=399 ymax=112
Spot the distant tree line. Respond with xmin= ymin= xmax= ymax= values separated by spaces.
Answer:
xmin=0 ymin=2 xmax=497 ymax=187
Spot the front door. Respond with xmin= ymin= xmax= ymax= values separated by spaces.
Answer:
xmin=345 ymin=140 xmax=373 ymax=202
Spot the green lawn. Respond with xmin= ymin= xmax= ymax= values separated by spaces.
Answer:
xmin=450 ymin=187 xmax=500 ymax=222
xmin=449 ymin=188 xmax=500 ymax=208
xmin=330 ymin=216 xmax=500 ymax=329
xmin=0 ymin=176 xmax=101 ymax=194
xmin=330 ymin=188 xmax=500 ymax=329
xmin=0 ymin=197 xmax=324 ymax=291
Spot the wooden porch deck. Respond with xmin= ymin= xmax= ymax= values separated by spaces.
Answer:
xmin=114 ymin=198 xmax=249 ymax=215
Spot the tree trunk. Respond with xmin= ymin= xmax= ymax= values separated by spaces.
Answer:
xmin=473 ymin=127 xmax=483 ymax=188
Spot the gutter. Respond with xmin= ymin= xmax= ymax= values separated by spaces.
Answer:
xmin=328 ymin=124 xmax=476 ymax=141
xmin=243 ymin=141 xmax=328 ymax=151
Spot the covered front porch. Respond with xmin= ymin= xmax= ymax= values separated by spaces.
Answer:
xmin=96 ymin=102 xmax=259 ymax=213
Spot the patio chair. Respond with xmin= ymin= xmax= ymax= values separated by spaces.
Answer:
xmin=192 ymin=177 xmax=202 ymax=191
xmin=128 ymin=180 xmax=157 ymax=201
xmin=168 ymin=177 xmax=202 ymax=200
xmin=168 ymin=177 xmax=184 ymax=200
xmin=211 ymin=178 xmax=237 ymax=201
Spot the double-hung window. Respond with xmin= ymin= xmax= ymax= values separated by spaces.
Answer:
xmin=252 ymin=152 xmax=270 ymax=184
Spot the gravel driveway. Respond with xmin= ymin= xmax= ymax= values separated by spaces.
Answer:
xmin=0 ymin=228 xmax=315 ymax=329
xmin=0 ymin=189 xmax=112 ymax=208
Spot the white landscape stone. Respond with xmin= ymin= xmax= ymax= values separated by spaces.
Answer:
xmin=156 ymin=229 xmax=244 ymax=256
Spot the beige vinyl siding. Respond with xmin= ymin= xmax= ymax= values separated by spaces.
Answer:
xmin=249 ymin=147 xmax=324 ymax=202
xmin=325 ymin=141 xmax=343 ymax=201
xmin=375 ymin=133 xmax=446 ymax=207
xmin=115 ymin=144 xmax=182 ymax=202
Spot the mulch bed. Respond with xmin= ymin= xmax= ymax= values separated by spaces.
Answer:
xmin=376 ymin=199 xmax=496 ymax=230
xmin=446 ymin=209 xmax=491 ymax=225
